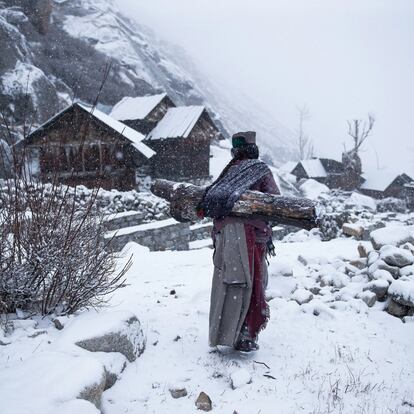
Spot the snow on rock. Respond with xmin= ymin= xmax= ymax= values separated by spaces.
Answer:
xmin=60 ymin=311 xmax=146 ymax=362
xmin=370 ymin=225 xmax=414 ymax=250
xmin=299 ymin=179 xmax=329 ymax=200
xmin=379 ymin=245 xmax=414 ymax=268
xmin=400 ymin=264 xmax=414 ymax=277
xmin=342 ymin=222 xmax=364 ymax=239
xmin=345 ymin=192 xmax=376 ymax=211
xmin=388 ymin=278 xmax=414 ymax=308
xmin=291 ymin=288 xmax=313 ymax=305
xmin=92 ymin=351 xmax=128 ymax=390
xmin=0 ymin=352 xmax=106 ymax=413
xmin=230 ymin=368 xmax=252 ymax=389
xmin=363 ymin=279 xmax=389 ymax=300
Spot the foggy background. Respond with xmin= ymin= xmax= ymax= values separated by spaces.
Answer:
xmin=115 ymin=0 xmax=414 ymax=174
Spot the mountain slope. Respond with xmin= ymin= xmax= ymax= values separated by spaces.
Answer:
xmin=0 ymin=0 xmax=295 ymax=162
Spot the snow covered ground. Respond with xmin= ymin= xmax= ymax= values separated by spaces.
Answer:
xmin=3 ymin=235 xmax=413 ymax=413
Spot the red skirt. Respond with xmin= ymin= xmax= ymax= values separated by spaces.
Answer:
xmin=243 ymin=224 xmax=269 ymax=340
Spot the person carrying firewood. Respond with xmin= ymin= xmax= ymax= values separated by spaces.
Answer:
xmin=198 ymin=131 xmax=280 ymax=352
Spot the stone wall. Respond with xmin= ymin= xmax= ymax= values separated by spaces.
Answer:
xmin=107 ymin=218 xmax=190 ymax=252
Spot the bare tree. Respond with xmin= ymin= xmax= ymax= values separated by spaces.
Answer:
xmin=341 ymin=113 xmax=376 ymax=190
xmin=346 ymin=113 xmax=375 ymax=153
xmin=296 ymin=104 xmax=314 ymax=160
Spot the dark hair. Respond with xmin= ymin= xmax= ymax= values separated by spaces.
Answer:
xmin=231 ymin=143 xmax=259 ymax=160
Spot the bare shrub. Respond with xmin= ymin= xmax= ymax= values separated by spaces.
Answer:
xmin=0 ymin=84 xmax=131 ymax=315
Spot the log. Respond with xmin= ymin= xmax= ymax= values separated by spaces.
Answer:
xmin=151 ymin=179 xmax=318 ymax=230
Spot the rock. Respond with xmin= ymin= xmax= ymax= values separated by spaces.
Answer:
xmin=358 ymin=243 xmax=370 ymax=258
xmin=368 ymin=260 xmax=400 ymax=279
xmin=62 ymin=311 xmax=146 ymax=362
xmin=53 ymin=318 xmax=64 ymax=330
xmin=230 ymin=368 xmax=252 ymax=389
xmin=388 ymin=279 xmax=414 ymax=308
xmin=400 ymin=265 xmax=414 ymax=277
xmin=195 ymin=392 xmax=212 ymax=411
xmin=361 ymin=222 xmax=386 ymax=241
xmin=380 ymin=246 xmax=414 ymax=268
xmin=310 ymin=286 xmax=321 ymax=295
xmin=387 ymin=299 xmax=410 ymax=317
xmin=78 ymin=372 xmax=107 ymax=409
xmin=370 ymin=225 xmax=414 ymax=250
xmin=368 ymin=251 xmax=380 ymax=266
xmin=291 ymin=289 xmax=313 ymax=305
xmin=297 ymin=255 xmax=308 ymax=266
xmin=92 ymin=352 xmax=127 ymax=390
xmin=170 ymin=388 xmax=188 ymax=399
xmin=342 ymin=223 xmax=364 ymax=239
xmin=344 ymin=263 xmax=360 ymax=276
xmin=369 ymin=269 xmax=394 ymax=283
xmin=350 ymin=257 xmax=368 ymax=269
xmin=402 ymin=242 xmax=414 ymax=255
xmin=0 ymin=352 xmax=106 ymax=412
xmin=363 ymin=280 xmax=389 ymax=300
xmin=357 ymin=291 xmax=376 ymax=307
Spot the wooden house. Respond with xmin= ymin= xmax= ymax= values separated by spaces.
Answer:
xmin=110 ymin=93 xmax=175 ymax=135
xmin=360 ymin=171 xmax=413 ymax=199
xmin=404 ymin=182 xmax=414 ymax=210
xmin=21 ymin=102 xmax=155 ymax=191
xmin=144 ymin=106 xmax=221 ymax=181
xmin=289 ymin=158 xmax=345 ymax=188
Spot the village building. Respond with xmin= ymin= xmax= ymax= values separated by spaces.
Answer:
xmin=287 ymin=158 xmax=345 ymax=188
xmin=144 ymin=105 xmax=221 ymax=181
xmin=404 ymin=182 xmax=414 ymax=210
xmin=360 ymin=170 xmax=413 ymax=199
xmin=21 ymin=102 xmax=155 ymax=191
xmin=110 ymin=93 xmax=175 ymax=135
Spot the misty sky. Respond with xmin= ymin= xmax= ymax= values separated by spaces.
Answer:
xmin=116 ymin=0 xmax=414 ymax=174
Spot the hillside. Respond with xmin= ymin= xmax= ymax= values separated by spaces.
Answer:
xmin=0 ymin=0 xmax=295 ymax=161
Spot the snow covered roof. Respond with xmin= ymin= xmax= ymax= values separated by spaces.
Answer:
xmin=110 ymin=93 xmax=167 ymax=121
xmin=77 ymin=104 xmax=155 ymax=159
xmin=361 ymin=170 xmax=411 ymax=192
xmin=279 ymin=161 xmax=298 ymax=174
xmin=300 ymin=159 xmax=327 ymax=178
xmin=25 ymin=103 xmax=155 ymax=159
xmin=146 ymin=106 xmax=205 ymax=140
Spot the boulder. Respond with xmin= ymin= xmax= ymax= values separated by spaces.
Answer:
xmin=368 ymin=260 xmax=400 ymax=279
xmin=195 ymin=392 xmax=212 ymax=411
xmin=363 ymin=280 xmax=389 ymax=300
xmin=388 ymin=279 xmax=414 ymax=308
xmin=370 ymin=225 xmax=414 ymax=250
xmin=342 ymin=223 xmax=364 ymax=239
xmin=380 ymin=246 xmax=414 ymax=268
xmin=368 ymin=269 xmax=394 ymax=283
xmin=387 ymin=299 xmax=410 ymax=318
xmin=0 ymin=352 xmax=106 ymax=412
xmin=400 ymin=265 xmax=414 ymax=277
xmin=358 ymin=243 xmax=370 ymax=258
xmin=357 ymin=291 xmax=376 ymax=307
xmin=62 ymin=311 xmax=146 ymax=362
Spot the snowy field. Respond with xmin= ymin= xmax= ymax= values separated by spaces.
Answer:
xmin=2 ymin=237 xmax=413 ymax=414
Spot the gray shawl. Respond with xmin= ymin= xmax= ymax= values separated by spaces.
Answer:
xmin=200 ymin=159 xmax=271 ymax=219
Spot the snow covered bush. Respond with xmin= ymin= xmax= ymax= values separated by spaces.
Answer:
xmin=0 ymin=177 xmax=131 ymax=315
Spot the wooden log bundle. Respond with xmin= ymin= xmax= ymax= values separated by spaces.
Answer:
xmin=151 ymin=179 xmax=318 ymax=230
